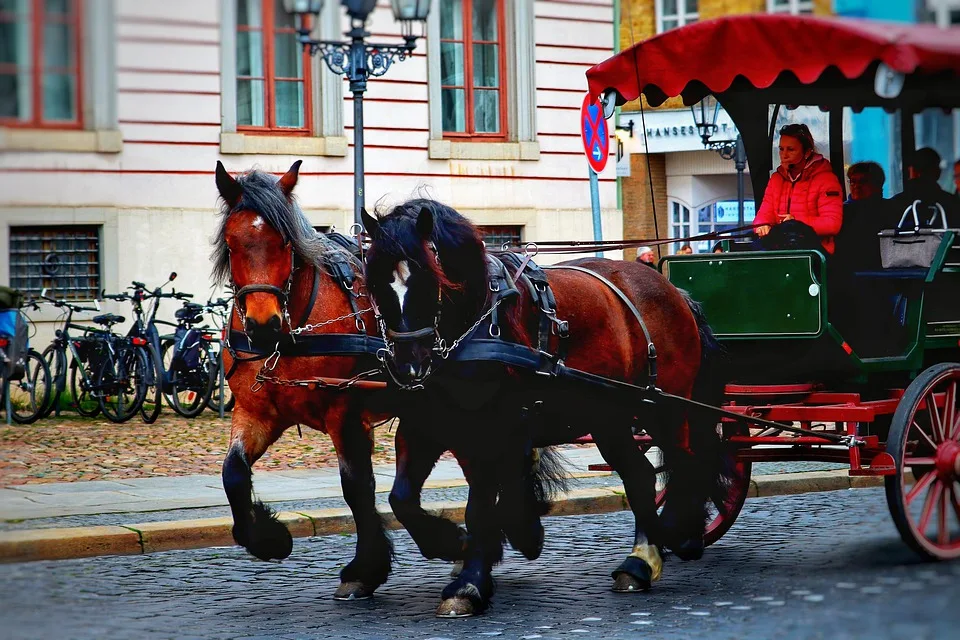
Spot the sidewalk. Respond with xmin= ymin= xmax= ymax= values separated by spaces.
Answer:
xmin=0 ymin=446 xmax=610 ymax=522
xmin=0 ymin=446 xmax=876 ymax=563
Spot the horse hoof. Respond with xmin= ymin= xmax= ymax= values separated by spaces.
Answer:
xmin=436 ymin=597 xmax=477 ymax=618
xmin=612 ymin=572 xmax=651 ymax=593
xmin=333 ymin=581 xmax=375 ymax=601
xmin=450 ymin=560 xmax=464 ymax=577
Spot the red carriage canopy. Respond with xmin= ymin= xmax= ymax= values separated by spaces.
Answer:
xmin=586 ymin=14 xmax=960 ymax=107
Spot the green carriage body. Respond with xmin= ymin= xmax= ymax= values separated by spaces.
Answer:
xmin=662 ymin=232 xmax=960 ymax=386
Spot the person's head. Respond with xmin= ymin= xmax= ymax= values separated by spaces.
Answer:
xmin=677 ymin=243 xmax=693 ymax=255
xmin=907 ymin=147 xmax=942 ymax=181
xmin=712 ymin=242 xmax=725 ymax=253
xmin=778 ymin=123 xmax=816 ymax=169
xmin=953 ymin=158 xmax=960 ymax=194
xmin=636 ymin=247 xmax=655 ymax=264
xmin=847 ymin=161 xmax=885 ymax=201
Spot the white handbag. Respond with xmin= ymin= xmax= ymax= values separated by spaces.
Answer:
xmin=878 ymin=199 xmax=948 ymax=269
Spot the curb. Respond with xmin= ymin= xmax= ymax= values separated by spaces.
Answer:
xmin=0 ymin=470 xmax=882 ymax=564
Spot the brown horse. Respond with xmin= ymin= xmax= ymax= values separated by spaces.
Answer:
xmin=362 ymin=200 xmax=731 ymax=617
xmin=212 ymin=161 xmax=393 ymax=600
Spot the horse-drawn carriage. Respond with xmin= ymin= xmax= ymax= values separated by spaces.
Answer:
xmin=586 ymin=13 xmax=960 ymax=559
xmin=213 ymin=13 xmax=960 ymax=619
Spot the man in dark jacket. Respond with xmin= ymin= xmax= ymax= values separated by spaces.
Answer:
xmin=888 ymin=148 xmax=960 ymax=229
xmin=835 ymin=161 xmax=887 ymax=271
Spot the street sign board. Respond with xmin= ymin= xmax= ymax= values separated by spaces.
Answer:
xmin=581 ymin=93 xmax=609 ymax=174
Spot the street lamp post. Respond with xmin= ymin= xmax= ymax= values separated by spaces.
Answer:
xmin=690 ymin=96 xmax=748 ymax=230
xmin=283 ymin=0 xmax=432 ymax=227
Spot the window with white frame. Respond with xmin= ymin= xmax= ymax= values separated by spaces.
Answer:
xmin=669 ymin=201 xmax=691 ymax=253
xmin=427 ymin=0 xmax=537 ymax=151
xmin=767 ymin=0 xmax=814 ymax=14
xmin=657 ymin=0 xmax=698 ymax=33
xmin=926 ymin=0 xmax=960 ymax=25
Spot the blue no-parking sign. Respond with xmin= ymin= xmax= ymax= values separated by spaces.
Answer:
xmin=580 ymin=93 xmax=609 ymax=173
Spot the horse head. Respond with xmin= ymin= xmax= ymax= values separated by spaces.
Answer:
xmin=363 ymin=199 xmax=487 ymax=386
xmin=213 ymin=160 xmax=304 ymax=351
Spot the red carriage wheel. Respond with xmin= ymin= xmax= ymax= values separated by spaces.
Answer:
xmin=885 ymin=363 xmax=960 ymax=560
xmin=650 ymin=427 xmax=752 ymax=547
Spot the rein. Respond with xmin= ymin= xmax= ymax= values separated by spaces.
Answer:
xmin=495 ymin=224 xmax=759 ymax=255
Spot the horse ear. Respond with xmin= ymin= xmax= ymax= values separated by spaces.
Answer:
xmin=360 ymin=208 xmax=380 ymax=238
xmin=215 ymin=161 xmax=242 ymax=207
xmin=416 ymin=206 xmax=434 ymax=239
xmin=278 ymin=160 xmax=302 ymax=199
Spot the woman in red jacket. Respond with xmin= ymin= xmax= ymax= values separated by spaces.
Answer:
xmin=754 ymin=123 xmax=844 ymax=254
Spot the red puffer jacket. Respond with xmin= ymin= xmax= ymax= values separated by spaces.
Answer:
xmin=754 ymin=153 xmax=844 ymax=254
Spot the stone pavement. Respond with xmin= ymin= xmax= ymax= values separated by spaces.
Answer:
xmin=2 ymin=488 xmax=957 ymax=640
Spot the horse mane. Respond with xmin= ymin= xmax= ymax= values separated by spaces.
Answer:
xmin=210 ymin=169 xmax=360 ymax=287
xmin=375 ymin=198 xmax=528 ymax=339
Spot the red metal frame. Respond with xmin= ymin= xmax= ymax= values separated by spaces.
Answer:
xmin=0 ymin=0 xmax=83 ymax=129
xmin=236 ymin=0 xmax=313 ymax=135
xmin=440 ymin=0 xmax=508 ymax=140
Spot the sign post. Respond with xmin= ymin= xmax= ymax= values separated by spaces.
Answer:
xmin=581 ymin=93 xmax=609 ymax=258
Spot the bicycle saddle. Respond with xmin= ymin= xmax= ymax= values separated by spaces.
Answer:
xmin=92 ymin=313 xmax=125 ymax=326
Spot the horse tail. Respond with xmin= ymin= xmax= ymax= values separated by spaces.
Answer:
xmin=662 ymin=290 xmax=736 ymax=559
xmin=531 ymin=446 xmax=570 ymax=515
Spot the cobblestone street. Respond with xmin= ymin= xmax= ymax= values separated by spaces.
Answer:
xmin=3 ymin=487 xmax=958 ymax=639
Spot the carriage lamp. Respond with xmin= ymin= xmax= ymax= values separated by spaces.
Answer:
xmin=691 ymin=95 xmax=721 ymax=147
xmin=284 ymin=0 xmax=433 ymax=226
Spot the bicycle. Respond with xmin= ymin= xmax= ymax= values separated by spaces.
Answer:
xmin=161 ymin=299 xmax=218 ymax=418
xmin=202 ymin=297 xmax=233 ymax=416
xmin=1 ymin=293 xmax=52 ymax=425
xmin=103 ymin=273 xmax=186 ymax=424
xmin=38 ymin=292 xmax=105 ymax=418
xmin=40 ymin=291 xmax=149 ymax=423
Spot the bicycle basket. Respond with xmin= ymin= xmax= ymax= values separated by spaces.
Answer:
xmin=1 ymin=310 xmax=29 ymax=378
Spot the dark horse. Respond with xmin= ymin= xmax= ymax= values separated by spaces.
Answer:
xmin=212 ymin=161 xmax=393 ymax=600
xmin=362 ymin=200 xmax=731 ymax=617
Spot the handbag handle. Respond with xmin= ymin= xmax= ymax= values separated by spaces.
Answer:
xmin=896 ymin=199 xmax=922 ymax=233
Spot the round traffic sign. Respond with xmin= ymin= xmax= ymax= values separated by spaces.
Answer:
xmin=580 ymin=93 xmax=610 ymax=173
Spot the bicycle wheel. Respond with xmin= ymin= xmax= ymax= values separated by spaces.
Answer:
xmin=69 ymin=359 xmax=101 ymax=418
xmin=170 ymin=343 xmax=217 ymax=418
xmin=9 ymin=350 xmax=52 ymax=424
xmin=160 ymin=339 xmax=176 ymax=410
xmin=97 ymin=344 xmax=148 ymax=423
xmin=40 ymin=344 xmax=65 ymax=419
xmin=138 ymin=343 xmax=163 ymax=424
xmin=206 ymin=349 xmax=233 ymax=414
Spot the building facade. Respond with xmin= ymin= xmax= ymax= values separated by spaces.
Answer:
xmin=0 ymin=0 xmax=618 ymax=332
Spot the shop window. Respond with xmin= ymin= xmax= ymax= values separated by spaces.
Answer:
xmin=767 ymin=0 xmax=814 ymax=14
xmin=695 ymin=201 xmax=756 ymax=253
xmin=479 ymin=224 xmax=522 ymax=249
xmin=657 ymin=0 xmax=698 ymax=33
xmin=0 ymin=0 xmax=82 ymax=128
xmin=9 ymin=226 xmax=101 ymax=300
xmin=236 ymin=0 xmax=312 ymax=132
xmin=440 ymin=0 xmax=507 ymax=138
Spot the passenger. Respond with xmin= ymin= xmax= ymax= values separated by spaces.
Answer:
xmin=953 ymin=158 xmax=960 ymax=198
xmin=753 ymin=123 xmax=844 ymax=254
xmin=635 ymin=246 xmax=656 ymax=268
xmin=834 ymin=162 xmax=886 ymax=271
xmin=676 ymin=243 xmax=693 ymax=255
xmin=887 ymin=148 xmax=960 ymax=229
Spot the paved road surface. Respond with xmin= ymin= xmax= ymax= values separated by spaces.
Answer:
xmin=2 ymin=487 xmax=958 ymax=639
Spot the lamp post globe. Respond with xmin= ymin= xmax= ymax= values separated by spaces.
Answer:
xmin=390 ymin=0 xmax=431 ymax=21
xmin=690 ymin=94 xmax=720 ymax=145
xmin=282 ymin=0 xmax=323 ymax=19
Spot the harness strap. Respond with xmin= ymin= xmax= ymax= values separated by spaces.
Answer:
xmin=229 ymin=330 xmax=385 ymax=358
xmin=484 ymin=254 xmax=519 ymax=336
xmin=297 ymin=266 xmax=321 ymax=330
xmin=542 ymin=264 xmax=658 ymax=387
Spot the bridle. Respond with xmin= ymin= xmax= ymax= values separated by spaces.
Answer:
xmin=229 ymin=248 xmax=296 ymax=333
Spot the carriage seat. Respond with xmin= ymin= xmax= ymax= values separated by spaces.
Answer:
xmin=92 ymin=313 xmax=125 ymax=326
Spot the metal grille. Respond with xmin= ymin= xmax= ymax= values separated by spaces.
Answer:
xmin=479 ymin=225 xmax=523 ymax=250
xmin=9 ymin=226 xmax=101 ymax=300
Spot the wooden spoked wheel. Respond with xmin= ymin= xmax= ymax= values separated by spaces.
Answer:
xmin=885 ymin=363 xmax=960 ymax=560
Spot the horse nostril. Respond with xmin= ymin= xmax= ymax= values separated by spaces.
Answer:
xmin=267 ymin=315 xmax=281 ymax=333
xmin=244 ymin=318 xmax=258 ymax=334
